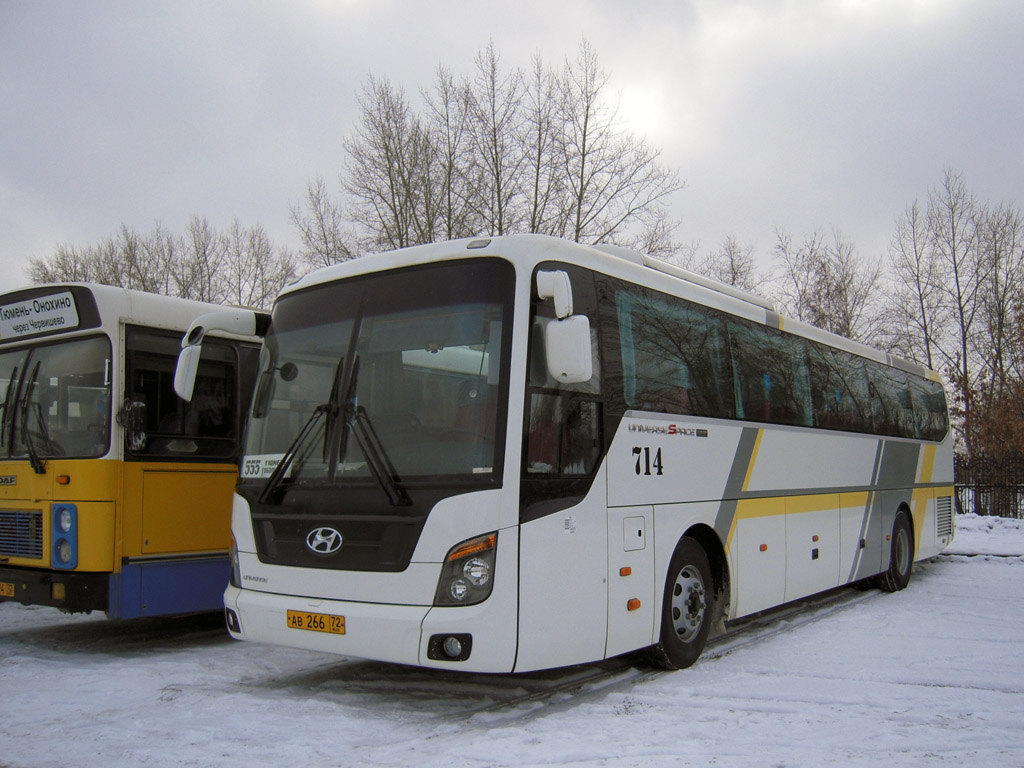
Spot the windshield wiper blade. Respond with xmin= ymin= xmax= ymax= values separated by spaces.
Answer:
xmin=19 ymin=361 xmax=45 ymax=474
xmin=349 ymin=406 xmax=409 ymax=507
xmin=257 ymin=403 xmax=329 ymax=505
xmin=258 ymin=355 xmax=346 ymax=505
xmin=0 ymin=364 xmax=19 ymax=452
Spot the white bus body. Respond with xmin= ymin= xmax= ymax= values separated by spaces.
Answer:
xmin=190 ymin=235 xmax=953 ymax=673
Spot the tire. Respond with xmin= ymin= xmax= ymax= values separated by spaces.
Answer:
xmin=876 ymin=511 xmax=914 ymax=593
xmin=645 ymin=537 xmax=714 ymax=670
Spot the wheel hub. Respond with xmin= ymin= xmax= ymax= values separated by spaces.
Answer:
xmin=671 ymin=565 xmax=706 ymax=643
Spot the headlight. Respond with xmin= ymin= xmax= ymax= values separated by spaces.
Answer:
xmin=55 ymin=539 xmax=73 ymax=564
xmin=433 ymin=532 xmax=497 ymax=607
xmin=51 ymin=504 xmax=78 ymax=570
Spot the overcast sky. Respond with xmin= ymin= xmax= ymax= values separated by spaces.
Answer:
xmin=1 ymin=0 xmax=1021 ymax=291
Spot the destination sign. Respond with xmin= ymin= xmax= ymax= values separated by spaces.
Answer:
xmin=0 ymin=292 xmax=80 ymax=340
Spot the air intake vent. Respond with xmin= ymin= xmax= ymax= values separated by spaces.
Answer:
xmin=0 ymin=509 xmax=44 ymax=559
xmin=936 ymin=496 xmax=953 ymax=538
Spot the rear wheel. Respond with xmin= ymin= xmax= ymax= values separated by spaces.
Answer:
xmin=876 ymin=511 xmax=914 ymax=593
xmin=645 ymin=537 xmax=714 ymax=670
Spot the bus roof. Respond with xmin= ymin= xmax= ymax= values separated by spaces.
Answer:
xmin=279 ymin=234 xmax=935 ymax=380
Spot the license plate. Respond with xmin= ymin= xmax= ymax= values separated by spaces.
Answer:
xmin=286 ymin=610 xmax=345 ymax=635
xmin=0 ymin=582 xmax=14 ymax=598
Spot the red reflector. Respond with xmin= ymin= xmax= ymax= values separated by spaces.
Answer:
xmin=627 ymin=598 xmax=641 ymax=611
xmin=619 ymin=567 xmax=632 ymax=577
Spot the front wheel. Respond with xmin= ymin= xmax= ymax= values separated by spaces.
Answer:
xmin=645 ymin=537 xmax=714 ymax=670
xmin=876 ymin=511 xmax=914 ymax=593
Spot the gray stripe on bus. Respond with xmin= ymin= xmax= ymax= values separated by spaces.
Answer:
xmin=847 ymin=439 xmax=884 ymax=582
xmin=713 ymin=426 xmax=760 ymax=544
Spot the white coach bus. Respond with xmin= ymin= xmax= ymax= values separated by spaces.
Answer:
xmin=175 ymin=234 xmax=954 ymax=672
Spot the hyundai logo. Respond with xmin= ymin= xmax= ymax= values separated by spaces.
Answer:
xmin=306 ymin=527 xmax=343 ymax=555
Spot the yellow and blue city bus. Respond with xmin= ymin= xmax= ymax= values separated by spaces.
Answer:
xmin=0 ymin=283 xmax=260 ymax=618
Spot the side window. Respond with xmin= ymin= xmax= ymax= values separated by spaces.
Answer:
xmin=808 ymin=344 xmax=872 ymax=433
xmin=615 ymin=287 xmax=732 ymax=419
xmin=867 ymin=366 xmax=914 ymax=438
xmin=123 ymin=328 xmax=239 ymax=460
xmin=728 ymin=320 xmax=812 ymax=427
xmin=909 ymin=376 xmax=949 ymax=441
xmin=524 ymin=264 xmax=603 ymax=478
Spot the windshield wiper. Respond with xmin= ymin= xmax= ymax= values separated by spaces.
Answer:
xmin=258 ymin=355 xmax=346 ymax=505
xmin=0 ymin=364 xmax=19 ymax=452
xmin=257 ymin=403 xmax=329 ymax=505
xmin=19 ymin=361 xmax=46 ymax=474
xmin=348 ymin=406 xmax=409 ymax=506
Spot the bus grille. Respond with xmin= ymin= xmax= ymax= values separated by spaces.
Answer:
xmin=936 ymin=496 xmax=953 ymax=538
xmin=0 ymin=510 xmax=44 ymax=559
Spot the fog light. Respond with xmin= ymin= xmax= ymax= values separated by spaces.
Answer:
xmin=427 ymin=633 xmax=473 ymax=662
xmin=225 ymin=608 xmax=241 ymax=634
xmin=443 ymin=636 xmax=463 ymax=658
xmin=51 ymin=582 xmax=67 ymax=602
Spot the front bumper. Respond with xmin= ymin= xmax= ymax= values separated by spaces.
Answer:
xmin=0 ymin=565 xmax=108 ymax=613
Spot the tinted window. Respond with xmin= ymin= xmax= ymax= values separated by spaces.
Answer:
xmin=728 ymin=320 xmax=812 ymax=427
xmin=615 ymin=287 xmax=732 ymax=419
xmin=125 ymin=328 xmax=239 ymax=460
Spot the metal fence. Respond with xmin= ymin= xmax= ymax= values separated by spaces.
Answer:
xmin=955 ymin=454 xmax=1024 ymax=519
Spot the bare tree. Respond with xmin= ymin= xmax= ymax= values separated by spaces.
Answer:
xmin=773 ymin=228 xmax=883 ymax=343
xmin=28 ymin=242 xmax=99 ymax=284
xmin=520 ymin=53 xmax=564 ymax=237
xmin=290 ymin=176 xmax=355 ymax=269
xmin=975 ymin=202 xmax=1024 ymax=395
xmin=466 ymin=40 xmax=525 ymax=236
xmin=29 ymin=217 xmax=292 ymax=309
xmin=344 ymin=75 xmax=436 ymax=251
xmin=557 ymin=39 xmax=683 ymax=247
xmin=222 ymin=219 xmax=297 ymax=308
xmin=926 ymin=170 xmax=985 ymax=451
xmin=423 ymin=66 xmax=476 ymax=241
xmin=339 ymin=38 xmax=684 ymax=253
xmin=884 ymin=200 xmax=947 ymax=369
xmin=684 ymin=236 xmax=761 ymax=292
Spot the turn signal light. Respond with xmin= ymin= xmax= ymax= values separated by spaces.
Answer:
xmin=627 ymin=598 xmax=641 ymax=611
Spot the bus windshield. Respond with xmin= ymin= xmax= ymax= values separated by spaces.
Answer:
xmin=243 ymin=259 xmax=515 ymax=496
xmin=0 ymin=335 xmax=112 ymax=462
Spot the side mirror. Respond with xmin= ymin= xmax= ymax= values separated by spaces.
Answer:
xmin=174 ymin=345 xmax=203 ymax=401
xmin=536 ymin=270 xmax=574 ymax=319
xmin=174 ymin=308 xmax=270 ymax=401
xmin=545 ymin=315 xmax=593 ymax=384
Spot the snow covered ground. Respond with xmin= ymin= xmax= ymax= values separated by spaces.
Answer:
xmin=2 ymin=513 xmax=1023 ymax=768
